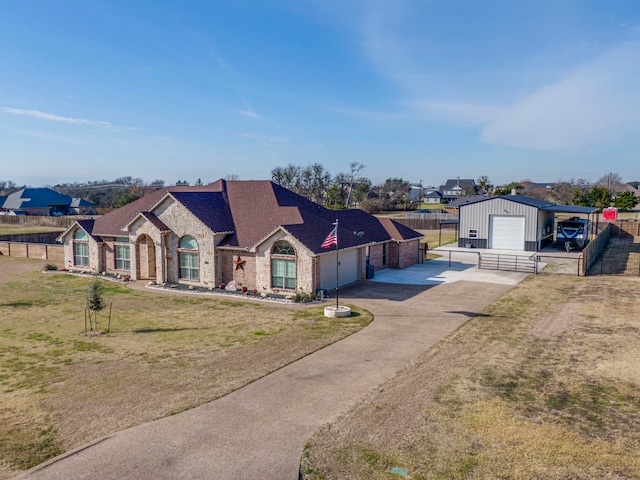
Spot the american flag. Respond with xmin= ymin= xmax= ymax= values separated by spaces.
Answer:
xmin=321 ymin=226 xmax=337 ymax=248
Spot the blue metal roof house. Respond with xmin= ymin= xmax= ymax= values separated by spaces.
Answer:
xmin=0 ymin=188 xmax=96 ymax=216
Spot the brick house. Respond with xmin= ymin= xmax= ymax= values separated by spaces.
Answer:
xmin=59 ymin=180 xmax=422 ymax=295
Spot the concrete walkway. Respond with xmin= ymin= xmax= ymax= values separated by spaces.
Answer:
xmin=17 ymin=279 xmax=515 ymax=480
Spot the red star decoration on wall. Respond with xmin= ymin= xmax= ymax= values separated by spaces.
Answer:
xmin=234 ymin=256 xmax=246 ymax=271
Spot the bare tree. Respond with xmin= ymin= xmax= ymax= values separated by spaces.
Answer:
xmin=476 ymin=175 xmax=493 ymax=195
xmin=595 ymin=172 xmax=622 ymax=190
xmin=345 ymin=162 xmax=365 ymax=207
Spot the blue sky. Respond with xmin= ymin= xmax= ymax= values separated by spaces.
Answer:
xmin=1 ymin=0 xmax=640 ymax=188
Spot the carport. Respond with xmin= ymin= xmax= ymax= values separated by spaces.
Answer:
xmin=539 ymin=204 xmax=600 ymax=242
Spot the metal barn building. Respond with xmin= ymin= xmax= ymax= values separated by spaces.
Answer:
xmin=458 ymin=193 xmax=599 ymax=252
xmin=457 ymin=194 xmax=553 ymax=251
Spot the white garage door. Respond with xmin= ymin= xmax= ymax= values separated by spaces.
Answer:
xmin=320 ymin=249 xmax=359 ymax=290
xmin=490 ymin=215 xmax=525 ymax=250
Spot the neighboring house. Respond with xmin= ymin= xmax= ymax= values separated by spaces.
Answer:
xmin=528 ymin=182 xmax=554 ymax=190
xmin=439 ymin=178 xmax=477 ymax=202
xmin=458 ymin=193 xmax=599 ymax=251
xmin=443 ymin=195 xmax=486 ymax=214
xmin=0 ymin=188 xmax=96 ymax=215
xmin=59 ymin=179 xmax=423 ymax=296
xmin=422 ymin=190 xmax=443 ymax=204
xmin=611 ymin=183 xmax=640 ymax=200
xmin=69 ymin=197 xmax=97 ymax=215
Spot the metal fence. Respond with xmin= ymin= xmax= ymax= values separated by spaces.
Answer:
xmin=0 ymin=232 xmax=63 ymax=243
xmin=395 ymin=214 xmax=459 ymax=231
xmin=587 ymin=237 xmax=640 ymax=277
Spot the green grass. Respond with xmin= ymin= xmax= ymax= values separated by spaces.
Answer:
xmin=0 ymin=257 xmax=374 ymax=474
xmin=419 ymin=229 xmax=458 ymax=248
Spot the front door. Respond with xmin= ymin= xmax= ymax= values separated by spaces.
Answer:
xmin=136 ymin=235 xmax=156 ymax=280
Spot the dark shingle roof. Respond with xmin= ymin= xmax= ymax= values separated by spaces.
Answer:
xmin=442 ymin=178 xmax=476 ymax=190
xmin=83 ymin=180 xmax=422 ymax=253
xmin=169 ymin=191 xmax=235 ymax=233
xmin=378 ymin=217 xmax=424 ymax=241
xmin=135 ymin=212 xmax=172 ymax=232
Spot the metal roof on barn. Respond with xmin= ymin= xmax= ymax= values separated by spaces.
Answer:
xmin=540 ymin=205 xmax=600 ymax=214
xmin=460 ymin=194 xmax=599 ymax=215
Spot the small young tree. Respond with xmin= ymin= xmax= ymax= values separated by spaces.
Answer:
xmin=86 ymin=279 xmax=106 ymax=332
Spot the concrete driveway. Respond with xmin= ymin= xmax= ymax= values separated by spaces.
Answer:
xmin=17 ymin=278 xmax=518 ymax=480
xmin=371 ymin=247 xmax=532 ymax=286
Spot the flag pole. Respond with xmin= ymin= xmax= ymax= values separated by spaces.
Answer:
xmin=334 ymin=219 xmax=339 ymax=309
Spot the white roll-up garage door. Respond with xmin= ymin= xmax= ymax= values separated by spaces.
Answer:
xmin=490 ymin=215 xmax=525 ymax=250
xmin=320 ymin=249 xmax=359 ymax=290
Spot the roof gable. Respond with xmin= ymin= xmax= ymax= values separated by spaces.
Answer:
xmin=442 ymin=179 xmax=476 ymax=190
xmin=220 ymin=181 xmax=303 ymax=247
xmin=59 ymin=219 xmax=98 ymax=243
xmin=125 ymin=212 xmax=171 ymax=232
xmin=378 ymin=217 xmax=424 ymax=241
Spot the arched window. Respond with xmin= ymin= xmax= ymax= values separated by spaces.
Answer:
xmin=271 ymin=241 xmax=296 ymax=289
xmin=73 ymin=229 xmax=89 ymax=267
xmin=178 ymin=235 xmax=199 ymax=280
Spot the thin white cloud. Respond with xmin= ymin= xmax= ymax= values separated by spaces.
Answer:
xmin=480 ymin=42 xmax=640 ymax=150
xmin=2 ymin=107 xmax=114 ymax=128
xmin=241 ymin=132 xmax=286 ymax=144
xmin=236 ymin=109 xmax=262 ymax=120
xmin=236 ymin=96 xmax=263 ymax=120
xmin=1 ymin=107 xmax=138 ymax=131
xmin=352 ymin=2 xmax=640 ymax=152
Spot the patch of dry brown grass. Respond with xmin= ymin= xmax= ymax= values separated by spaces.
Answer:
xmin=302 ymin=275 xmax=640 ymax=479
xmin=0 ymin=257 xmax=372 ymax=477
xmin=0 ymin=225 xmax=64 ymax=235
xmin=417 ymin=229 xmax=458 ymax=248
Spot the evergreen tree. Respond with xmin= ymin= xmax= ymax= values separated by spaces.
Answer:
xmin=614 ymin=191 xmax=638 ymax=211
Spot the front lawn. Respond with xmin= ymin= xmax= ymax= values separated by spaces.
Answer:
xmin=0 ymin=257 xmax=372 ymax=477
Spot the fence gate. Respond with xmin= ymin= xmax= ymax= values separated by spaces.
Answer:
xmin=479 ymin=253 xmax=537 ymax=274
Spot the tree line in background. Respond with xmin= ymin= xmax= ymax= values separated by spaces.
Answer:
xmin=270 ymin=162 xmax=415 ymax=213
xmin=492 ymin=172 xmax=639 ymax=211
xmin=1 ymin=169 xmax=638 ymax=212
